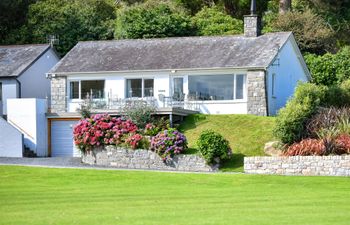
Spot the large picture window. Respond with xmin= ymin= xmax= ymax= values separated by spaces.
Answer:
xmin=188 ymin=74 xmax=245 ymax=101
xmin=126 ymin=78 xmax=154 ymax=98
xmin=69 ymin=80 xmax=105 ymax=100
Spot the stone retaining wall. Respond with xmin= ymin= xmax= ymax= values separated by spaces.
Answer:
xmin=244 ymin=156 xmax=350 ymax=176
xmin=82 ymin=146 xmax=217 ymax=172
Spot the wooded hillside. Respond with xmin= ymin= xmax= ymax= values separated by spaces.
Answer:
xmin=1 ymin=0 xmax=349 ymax=84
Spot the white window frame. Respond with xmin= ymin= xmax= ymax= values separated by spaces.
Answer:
xmin=68 ymin=79 xmax=105 ymax=100
xmin=187 ymin=73 xmax=247 ymax=102
xmin=125 ymin=77 xmax=154 ymax=98
xmin=171 ymin=76 xmax=185 ymax=96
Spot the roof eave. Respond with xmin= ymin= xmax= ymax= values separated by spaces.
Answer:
xmin=47 ymin=66 xmax=267 ymax=76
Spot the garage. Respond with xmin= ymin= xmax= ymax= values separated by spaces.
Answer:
xmin=50 ymin=119 xmax=80 ymax=157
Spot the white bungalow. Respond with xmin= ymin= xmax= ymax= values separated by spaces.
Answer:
xmin=46 ymin=10 xmax=310 ymax=157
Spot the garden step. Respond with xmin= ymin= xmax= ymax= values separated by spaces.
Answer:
xmin=23 ymin=147 xmax=37 ymax=158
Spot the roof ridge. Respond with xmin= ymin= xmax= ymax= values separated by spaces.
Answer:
xmin=0 ymin=43 xmax=49 ymax=48
xmin=76 ymin=32 xmax=292 ymax=44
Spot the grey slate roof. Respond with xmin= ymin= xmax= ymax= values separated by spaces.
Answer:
xmin=50 ymin=32 xmax=292 ymax=74
xmin=0 ymin=44 xmax=50 ymax=77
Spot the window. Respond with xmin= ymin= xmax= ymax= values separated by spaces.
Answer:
xmin=144 ymin=79 xmax=154 ymax=97
xmin=173 ymin=77 xmax=184 ymax=100
xmin=69 ymin=80 xmax=105 ymax=99
xmin=81 ymin=80 xmax=104 ymax=99
xmin=126 ymin=78 xmax=154 ymax=98
xmin=235 ymin=74 xmax=245 ymax=100
xmin=188 ymin=74 xmax=246 ymax=101
xmin=272 ymin=73 xmax=276 ymax=97
xmin=0 ymin=82 xmax=2 ymax=101
xmin=70 ymin=81 xmax=79 ymax=99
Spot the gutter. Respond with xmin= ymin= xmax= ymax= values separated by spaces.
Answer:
xmin=15 ymin=78 xmax=21 ymax=98
xmin=46 ymin=66 xmax=267 ymax=77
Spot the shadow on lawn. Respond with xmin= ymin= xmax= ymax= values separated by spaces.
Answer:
xmin=178 ymin=114 xmax=208 ymax=131
xmin=220 ymin=153 xmax=246 ymax=171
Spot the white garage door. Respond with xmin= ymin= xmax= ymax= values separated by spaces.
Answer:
xmin=51 ymin=120 xmax=80 ymax=157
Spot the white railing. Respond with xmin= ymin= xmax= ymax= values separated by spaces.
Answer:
xmin=79 ymin=95 xmax=200 ymax=112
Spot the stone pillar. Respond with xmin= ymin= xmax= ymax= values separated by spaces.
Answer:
xmin=247 ymin=71 xmax=267 ymax=116
xmin=50 ymin=76 xmax=67 ymax=113
xmin=244 ymin=15 xmax=261 ymax=37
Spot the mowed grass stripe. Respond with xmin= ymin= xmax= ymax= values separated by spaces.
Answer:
xmin=0 ymin=166 xmax=349 ymax=225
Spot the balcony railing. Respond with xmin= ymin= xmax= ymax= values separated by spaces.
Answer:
xmin=79 ymin=95 xmax=200 ymax=112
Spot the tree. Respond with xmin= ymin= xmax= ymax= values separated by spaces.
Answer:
xmin=279 ymin=0 xmax=291 ymax=14
xmin=24 ymin=0 xmax=116 ymax=56
xmin=0 ymin=0 xmax=37 ymax=44
xmin=191 ymin=6 xmax=243 ymax=36
xmin=271 ymin=9 xmax=334 ymax=54
xmin=218 ymin=0 xmax=268 ymax=18
xmin=174 ymin=0 xmax=213 ymax=15
xmin=115 ymin=0 xmax=195 ymax=39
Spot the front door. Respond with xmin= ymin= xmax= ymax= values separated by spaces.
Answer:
xmin=172 ymin=77 xmax=184 ymax=100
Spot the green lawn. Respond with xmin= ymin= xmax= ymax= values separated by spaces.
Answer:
xmin=0 ymin=166 xmax=349 ymax=225
xmin=179 ymin=114 xmax=276 ymax=171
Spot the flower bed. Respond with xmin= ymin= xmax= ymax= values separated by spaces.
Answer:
xmin=73 ymin=114 xmax=188 ymax=159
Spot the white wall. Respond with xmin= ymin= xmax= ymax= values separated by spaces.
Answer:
xmin=66 ymin=71 xmax=171 ymax=112
xmin=7 ymin=99 xmax=48 ymax=156
xmin=64 ymin=68 xmax=248 ymax=115
xmin=0 ymin=79 xmax=18 ymax=115
xmin=0 ymin=117 xmax=23 ymax=157
xmin=18 ymin=48 xmax=59 ymax=100
xmin=196 ymin=101 xmax=247 ymax=114
xmin=267 ymin=37 xmax=309 ymax=115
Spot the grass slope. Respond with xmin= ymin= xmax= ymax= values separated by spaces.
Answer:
xmin=0 ymin=166 xmax=349 ymax=225
xmin=179 ymin=114 xmax=275 ymax=171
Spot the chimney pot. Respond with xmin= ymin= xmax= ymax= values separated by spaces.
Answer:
xmin=244 ymin=0 xmax=261 ymax=37
xmin=250 ymin=0 xmax=256 ymax=15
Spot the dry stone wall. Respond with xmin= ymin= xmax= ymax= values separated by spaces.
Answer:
xmin=244 ymin=156 xmax=350 ymax=176
xmin=82 ymin=146 xmax=218 ymax=172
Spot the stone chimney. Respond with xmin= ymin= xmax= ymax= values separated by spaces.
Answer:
xmin=244 ymin=0 xmax=261 ymax=37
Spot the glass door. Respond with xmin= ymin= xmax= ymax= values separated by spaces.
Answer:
xmin=172 ymin=77 xmax=184 ymax=101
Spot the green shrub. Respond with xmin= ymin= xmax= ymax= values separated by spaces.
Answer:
xmin=273 ymin=83 xmax=326 ymax=145
xmin=305 ymin=46 xmax=350 ymax=85
xmin=196 ymin=130 xmax=231 ymax=164
xmin=191 ymin=6 xmax=243 ymax=36
xmin=324 ymin=79 xmax=350 ymax=107
xmin=122 ymin=100 xmax=157 ymax=128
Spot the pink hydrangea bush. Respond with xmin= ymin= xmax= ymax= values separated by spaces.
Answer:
xmin=144 ymin=123 xmax=161 ymax=136
xmin=150 ymin=129 xmax=188 ymax=161
xmin=125 ymin=133 xmax=144 ymax=149
xmin=73 ymin=114 xmax=138 ymax=152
